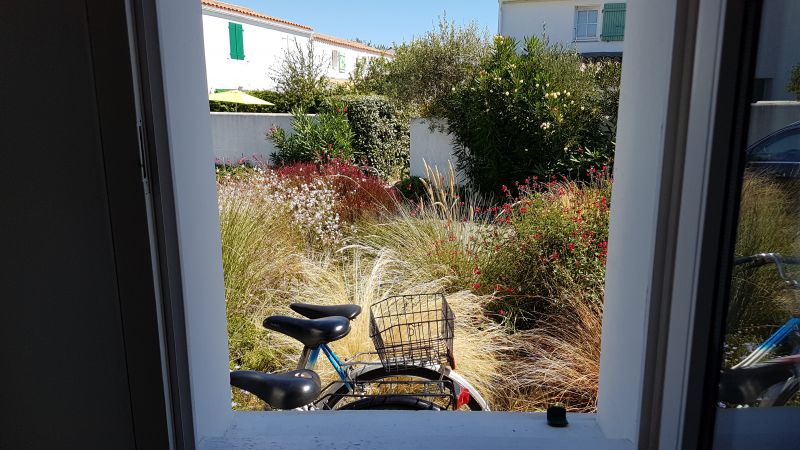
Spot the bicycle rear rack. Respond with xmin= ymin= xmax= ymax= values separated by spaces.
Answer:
xmin=318 ymin=379 xmax=457 ymax=410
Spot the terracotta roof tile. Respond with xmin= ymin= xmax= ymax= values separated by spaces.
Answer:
xmin=201 ymin=0 xmax=313 ymax=31
xmin=312 ymin=33 xmax=392 ymax=57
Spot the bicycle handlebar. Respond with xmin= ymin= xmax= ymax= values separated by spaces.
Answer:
xmin=734 ymin=253 xmax=800 ymax=287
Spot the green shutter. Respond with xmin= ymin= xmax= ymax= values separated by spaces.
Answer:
xmin=602 ymin=3 xmax=626 ymax=42
xmin=228 ymin=22 xmax=238 ymax=58
xmin=229 ymin=22 xmax=244 ymax=60
xmin=236 ymin=24 xmax=245 ymax=59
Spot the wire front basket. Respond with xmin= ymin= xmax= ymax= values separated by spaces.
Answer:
xmin=369 ymin=293 xmax=455 ymax=372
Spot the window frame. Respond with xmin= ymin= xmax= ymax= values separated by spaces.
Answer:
xmin=575 ymin=6 xmax=601 ymax=42
xmin=127 ymin=0 xmax=799 ymax=448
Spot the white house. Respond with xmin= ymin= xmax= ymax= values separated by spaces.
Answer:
xmin=498 ymin=0 xmax=626 ymax=57
xmin=201 ymin=0 xmax=391 ymax=92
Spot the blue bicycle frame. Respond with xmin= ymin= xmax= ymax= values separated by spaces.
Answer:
xmin=734 ymin=318 xmax=800 ymax=369
xmin=303 ymin=344 xmax=352 ymax=390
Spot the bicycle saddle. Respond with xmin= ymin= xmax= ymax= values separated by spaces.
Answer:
xmin=290 ymin=302 xmax=362 ymax=321
xmin=230 ymin=369 xmax=320 ymax=409
xmin=263 ymin=315 xmax=350 ymax=347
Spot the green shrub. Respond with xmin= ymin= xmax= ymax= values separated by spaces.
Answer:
xmin=328 ymin=95 xmax=410 ymax=180
xmin=209 ymin=100 xmax=274 ymax=113
xmin=475 ymin=175 xmax=612 ymax=326
xmin=394 ymin=176 xmax=428 ymax=202
xmin=445 ymin=36 xmax=618 ymax=193
xmin=788 ymin=63 xmax=800 ymax=100
xmin=269 ymin=106 xmax=355 ymax=165
xmin=271 ymin=40 xmax=330 ymax=113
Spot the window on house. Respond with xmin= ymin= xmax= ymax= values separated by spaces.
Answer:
xmin=331 ymin=50 xmax=339 ymax=70
xmin=575 ymin=7 xmax=599 ymax=41
xmin=338 ymin=52 xmax=346 ymax=72
xmin=601 ymin=3 xmax=626 ymax=41
xmin=228 ymin=22 xmax=244 ymax=60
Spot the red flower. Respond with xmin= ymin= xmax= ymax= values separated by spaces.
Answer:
xmin=472 ymin=283 xmax=481 ymax=290
xmin=473 ymin=266 xmax=481 ymax=275
xmin=474 ymin=207 xmax=481 ymax=213
xmin=499 ymin=309 xmax=506 ymax=315
xmin=501 ymin=185 xmax=509 ymax=193
xmin=506 ymin=287 xmax=514 ymax=293
xmin=520 ymin=207 xmax=528 ymax=213
xmin=567 ymin=243 xmax=575 ymax=252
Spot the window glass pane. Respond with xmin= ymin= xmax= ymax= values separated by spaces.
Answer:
xmin=716 ymin=0 xmax=800 ymax=421
xmin=586 ymin=24 xmax=597 ymax=38
xmin=577 ymin=10 xmax=587 ymax=26
xmin=577 ymin=23 xmax=588 ymax=38
xmin=588 ymin=10 xmax=598 ymax=25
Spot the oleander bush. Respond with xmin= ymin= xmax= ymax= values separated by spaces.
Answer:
xmin=446 ymin=36 xmax=619 ymax=193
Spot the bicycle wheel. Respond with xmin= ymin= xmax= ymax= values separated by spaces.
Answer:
xmin=338 ymin=395 xmax=442 ymax=410
xmin=323 ymin=365 xmax=487 ymax=411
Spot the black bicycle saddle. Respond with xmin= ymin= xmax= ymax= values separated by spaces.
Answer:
xmin=263 ymin=315 xmax=350 ymax=347
xmin=230 ymin=369 xmax=321 ymax=409
xmin=290 ymin=303 xmax=362 ymax=321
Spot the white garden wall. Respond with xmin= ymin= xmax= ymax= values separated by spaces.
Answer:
xmin=409 ymin=118 xmax=466 ymax=183
xmin=210 ymin=112 xmax=297 ymax=163
xmin=747 ymin=101 xmax=800 ymax=144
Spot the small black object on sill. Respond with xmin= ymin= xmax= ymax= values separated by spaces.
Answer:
xmin=546 ymin=405 xmax=568 ymax=427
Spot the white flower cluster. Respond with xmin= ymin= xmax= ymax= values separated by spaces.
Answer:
xmin=218 ymin=170 xmax=343 ymax=245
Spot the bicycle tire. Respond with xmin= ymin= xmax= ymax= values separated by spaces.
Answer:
xmin=338 ymin=395 xmax=442 ymax=410
xmin=324 ymin=365 xmax=486 ymax=411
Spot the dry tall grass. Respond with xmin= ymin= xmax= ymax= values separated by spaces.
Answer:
xmin=729 ymin=175 xmax=800 ymax=336
xmin=219 ymin=164 xmax=608 ymax=412
xmin=499 ymin=293 xmax=602 ymax=412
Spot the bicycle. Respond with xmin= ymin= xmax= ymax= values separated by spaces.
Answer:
xmin=230 ymin=293 xmax=490 ymax=411
xmin=718 ymin=253 xmax=800 ymax=407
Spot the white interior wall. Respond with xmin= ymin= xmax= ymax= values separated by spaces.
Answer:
xmin=500 ymin=0 xmax=624 ymax=54
xmin=158 ymin=0 xmax=232 ymax=442
xmin=596 ymin=0 xmax=676 ymax=441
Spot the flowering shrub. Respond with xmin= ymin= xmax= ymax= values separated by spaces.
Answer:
xmin=276 ymin=160 xmax=398 ymax=222
xmin=445 ymin=36 xmax=619 ymax=193
xmin=218 ymin=167 xmax=343 ymax=246
xmin=467 ymin=169 xmax=612 ymax=324
xmin=269 ymin=104 xmax=355 ymax=165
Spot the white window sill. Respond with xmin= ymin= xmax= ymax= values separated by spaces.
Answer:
xmin=574 ymin=38 xmax=600 ymax=43
xmin=200 ymin=411 xmax=633 ymax=450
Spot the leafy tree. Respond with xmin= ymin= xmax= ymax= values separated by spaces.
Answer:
xmin=363 ymin=16 xmax=490 ymax=117
xmin=271 ymin=40 xmax=330 ymax=113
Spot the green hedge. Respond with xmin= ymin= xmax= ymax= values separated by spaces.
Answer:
xmin=329 ymin=95 xmax=410 ymax=180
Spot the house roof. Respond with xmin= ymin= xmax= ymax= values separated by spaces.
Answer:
xmin=201 ymin=0 xmax=313 ymax=31
xmin=312 ymin=33 xmax=392 ymax=57
xmin=201 ymin=1 xmax=391 ymax=57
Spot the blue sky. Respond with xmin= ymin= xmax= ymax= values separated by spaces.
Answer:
xmin=229 ymin=0 xmax=498 ymax=47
